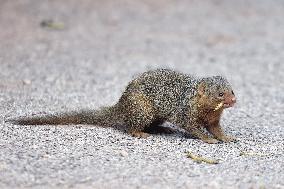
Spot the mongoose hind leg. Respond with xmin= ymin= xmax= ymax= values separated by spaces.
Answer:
xmin=126 ymin=118 xmax=153 ymax=138
xmin=125 ymin=111 xmax=154 ymax=138
xmin=121 ymin=92 xmax=155 ymax=138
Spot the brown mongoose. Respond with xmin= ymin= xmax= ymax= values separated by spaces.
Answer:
xmin=8 ymin=69 xmax=237 ymax=144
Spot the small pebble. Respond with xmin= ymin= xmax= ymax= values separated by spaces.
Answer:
xmin=23 ymin=79 xmax=31 ymax=85
xmin=118 ymin=150 xmax=128 ymax=157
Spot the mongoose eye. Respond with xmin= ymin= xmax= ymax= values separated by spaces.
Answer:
xmin=232 ymin=90 xmax=235 ymax=95
xmin=218 ymin=92 xmax=224 ymax=97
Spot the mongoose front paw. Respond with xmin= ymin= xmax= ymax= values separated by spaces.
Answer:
xmin=219 ymin=136 xmax=237 ymax=143
xmin=202 ymin=138 xmax=220 ymax=144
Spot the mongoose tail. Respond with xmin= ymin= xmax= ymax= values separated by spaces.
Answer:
xmin=6 ymin=106 xmax=120 ymax=126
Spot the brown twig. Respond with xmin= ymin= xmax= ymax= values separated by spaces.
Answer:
xmin=186 ymin=152 xmax=219 ymax=164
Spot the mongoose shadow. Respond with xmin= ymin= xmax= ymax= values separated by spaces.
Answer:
xmin=7 ymin=69 xmax=237 ymax=144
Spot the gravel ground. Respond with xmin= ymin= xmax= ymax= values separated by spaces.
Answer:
xmin=0 ymin=0 xmax=283 ymax=188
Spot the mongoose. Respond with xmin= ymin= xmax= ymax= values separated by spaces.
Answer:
xmin=8 ymin=69 xmax=237 ymax=144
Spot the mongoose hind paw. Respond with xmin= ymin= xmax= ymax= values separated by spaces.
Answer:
xmin=130 ymin=131 xmax=150 ymax=138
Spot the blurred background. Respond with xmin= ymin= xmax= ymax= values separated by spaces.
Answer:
xmin=1 ymin=0 xmax=283 ymax=108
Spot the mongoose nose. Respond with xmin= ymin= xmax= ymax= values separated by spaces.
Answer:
xmin=231 ymin=97 xmax=236 ymax=103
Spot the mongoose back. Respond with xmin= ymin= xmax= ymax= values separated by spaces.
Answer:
xmin=8 ymin=69 xmax=237 ymax=143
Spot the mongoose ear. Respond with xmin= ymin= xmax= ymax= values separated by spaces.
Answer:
xmin=198 ymin=82 xmax=206 ymax=96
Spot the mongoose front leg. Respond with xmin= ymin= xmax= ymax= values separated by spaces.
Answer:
xmin=206 ymin=121 xmax=237 ymax=142
xmin=185 ymin=122 xmax=219 ymax=144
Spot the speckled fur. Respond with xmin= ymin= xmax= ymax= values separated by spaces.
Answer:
xmin=9 ymin=69 xmax=236 ymax=143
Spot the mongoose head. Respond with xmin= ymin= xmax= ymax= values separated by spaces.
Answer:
xmin=197 ymin=76 xmax=236 ymax=111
